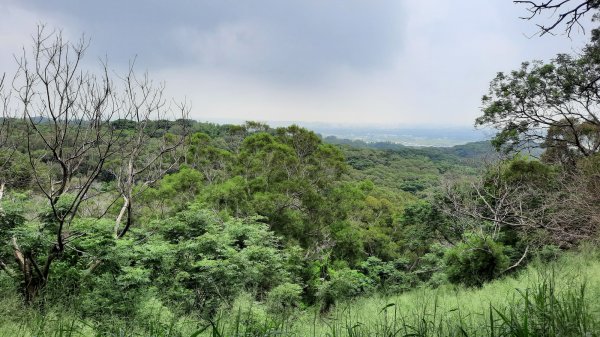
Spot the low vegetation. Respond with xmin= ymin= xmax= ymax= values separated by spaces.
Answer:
xmin=1 ymin=249 xmax=599 ymax=336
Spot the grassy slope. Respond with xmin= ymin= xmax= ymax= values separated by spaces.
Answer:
xmin=1 ymin=248 xmax=599 ymax=336
xmin=296 ymin=249 xmax=600 ymax=336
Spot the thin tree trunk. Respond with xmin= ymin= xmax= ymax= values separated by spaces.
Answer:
xmin=10 ymin=237 xmax=56 ymax=304
xmin=114 ymin=196 xmax=129 ymax=237
xmin=0 ymin=259 xmax=14 ymax=277
xmin=11 ymin=238 xmax=39 ymax=303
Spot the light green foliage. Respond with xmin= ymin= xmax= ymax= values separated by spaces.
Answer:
xmin=0 ymin=121 xmax=514 ymax=323
xmin=186 ymin=132 xmax=234 ymax=184
xmin=266 ymin=282 xmax=303 ymax=316
xmin=141 ymin=165 xmax=204 ymax=216
xmin=149 ymin=206 xmax=290 ymax=315
xmin=498 ymin=155 xmax=556 ymax=186
xmin=2 ymin=251 xmax=599 ymax=336
xmin=0 ymin=117 xmax=596 ymax=336
xmin=2 ymin=13 xmax=600 ymax=335
xmin=0 ymin=194 xmax=26 ymax=235
xmin=317 ymin=267 xmax=374 ymax=310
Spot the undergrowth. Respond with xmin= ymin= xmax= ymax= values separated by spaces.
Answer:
xmin=1 ymin=249 xmax=599 ymax=337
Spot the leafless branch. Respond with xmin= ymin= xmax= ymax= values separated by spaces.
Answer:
xmin=514 ymin=0 xmax=599 ymax=36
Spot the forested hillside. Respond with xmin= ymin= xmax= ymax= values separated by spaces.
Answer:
xmin=2 ymin=4 xmax=600 ymax=335
xmin=0 ymin=111 xmax=472 ymax=313
xmin=329 ymin=139 xmax=489 ymax=194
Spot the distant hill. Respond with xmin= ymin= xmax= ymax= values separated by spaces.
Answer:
xmin=321 ymin=136 xmax=494 ymax=194
xmin=309 ymin=125 xmax=492 ymax=147
xmin=323 ymin=136 xmax=495 ymax=160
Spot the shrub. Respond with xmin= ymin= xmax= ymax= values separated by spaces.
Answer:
xmin=538 ymin=244 xmax=562 ymax=262
xmin=266 ymin=282 xmax=303 ymax=316
xmin=0 ymin=195 xmax=25 ymax=237
xmin=226 ymin=293 xmax=269 ymax=335
xmin=136 ymin=296 xmax=175 ymax=325
xmin=444 ymin=233 xmax=509 ymax=287
xmin=359 ymin=256 xmax=419 ymax=293
xmin=317 ymin=268 xmax=373 ymax=311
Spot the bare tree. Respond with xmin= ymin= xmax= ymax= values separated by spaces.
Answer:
xmin=515 ymin=0 xmax=600 ymax=36
xmin=2 ymin=25 xmax=189 ymax=302
xmin=110 ymin=66 xmax=189 ymax=239
xmin=544 ymin=159 xmax=600 ymax=242
xmin=440 ymin=165 xmax=546 ymax=239
xmin=0 ymin=73 xmax=12 ymax=202
xmin=8 ymin=26 xmax=125 ymax=301
xmin=440 ymin=157 xmax=598 ymax=251
xmin=0 ymin=73 xmax=18 ymax=278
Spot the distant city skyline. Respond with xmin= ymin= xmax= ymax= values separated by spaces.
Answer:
xmin=0 ymin=0 xmax=593 ymax=126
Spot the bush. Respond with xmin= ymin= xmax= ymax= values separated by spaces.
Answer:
xmin=537 ymin=244 xmax=562 ymax=262
xmin=359 ymin=257 xmax=419 ymax=293
xmin=317 ymin=268 xmax=373 ymax=311
xmin=0 ymin=195 xmax=25 ymax=237
xmin=136 ymin=296 xmax=175 ymax=325
xmin=444 ymin=233 xmax=509 ymax=287
xmin=266 ymin=282 xmax=303 ymax=316
xmin=225 ymin=293 xmax=269 ymax=335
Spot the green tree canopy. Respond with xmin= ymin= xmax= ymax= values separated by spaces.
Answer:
xmin=477 ymin=33 xmax=600 ymax=163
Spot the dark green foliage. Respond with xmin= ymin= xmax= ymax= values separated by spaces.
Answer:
xmin=111 ymin=119 xmax=138 ymax=130
xmin=477 ymin=30 xmax=600 ymax=161
xmin=537 ymin=245 xmax=562 ymax=263
xmin=4 ymin=16 xmax=600 ymax=334
xmin=197 ymin=126 xmax=354 ymax=256
xmin=0 ymin=120 xmax=511 ymax=321
xmin=0 ymin=151 xmax=33 ymax=189
xmin=340 ymin=145 xmax=481 ymax=195
xmin=398 ymin=200 xmax=447 ymax=255
xmin=445 ymin=233 xmax=509 ymax=287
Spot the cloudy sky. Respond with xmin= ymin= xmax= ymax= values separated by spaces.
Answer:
xmin=0 ymin=0 xmax=593 ymax=126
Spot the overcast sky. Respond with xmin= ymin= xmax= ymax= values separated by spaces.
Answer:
xmin=0 ymin=0 xmax=593 ymax=126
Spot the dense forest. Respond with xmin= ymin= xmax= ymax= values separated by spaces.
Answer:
xmin=1 ymin=2 xmax=600 ymax=336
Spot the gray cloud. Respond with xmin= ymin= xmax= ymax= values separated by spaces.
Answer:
xmin=0 ymin=0 xmax=593 ymax=125
xmin=14 ymin=0 xmax=404 ymax=85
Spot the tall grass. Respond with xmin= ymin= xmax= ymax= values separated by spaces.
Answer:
xmin=1 ymin=250 xmax=599 ymax=337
